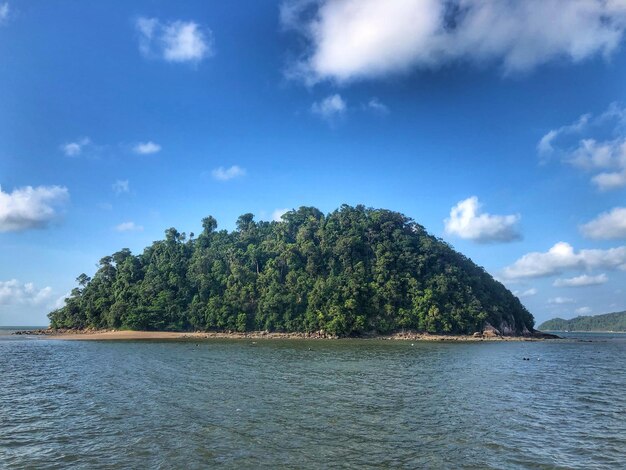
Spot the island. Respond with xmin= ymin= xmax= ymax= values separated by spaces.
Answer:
xmin=539 ymin=310 xmax=626 ymax=332
xmin=47 ymin=205 xmax=550 ymax=339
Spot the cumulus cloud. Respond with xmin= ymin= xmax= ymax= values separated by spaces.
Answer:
xmin=581 ymin=207 xmax=626 ymax=239
xmin=554 ymin=273 xmax=608 ymax=287
xmin=513 ymin=288 xmax=537 ymax=298
xmin=0 ymin=280 xmax=53 ymax=306
xmin=281 ymin=0 xmax=626 ymax=83
xmin=538 ymin=103 xmax=626 ymax=190
xmin=112 ymin=180 xmax=130 ymax=195
xmin=444 ymin=196 xmax=521 ymax=243
xmin=548 ymin=297 xmax=575 ymax=305
xmin=133 ymin=141 xmax=161 ymax=155
xmin=115 ymin=221 xmax=143 ymax=232
xmin=502 ymin=242 xmax=626 ymax=279
xmin=311 ymin=94 xmax=346 ymax=119
xmin=136 ymin=17 xmax=214 ymax=63
xmin=211 ymin=165 xmax=246 ymax=181
xmin=575 ymin=306 xmax=592 ymax=315
xmin=0 ymin=185 xmax=69 ymax=232
xmin=61 ymin=137 xmax=91 ymax=157
xmin=272 ymin=208 xmax=290 ymax=222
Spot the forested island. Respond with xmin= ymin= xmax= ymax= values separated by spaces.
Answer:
xmin=539 ymin=311 xmax=626 ymax=332
xmin=48 ymin=205 xmax=536 ymax=337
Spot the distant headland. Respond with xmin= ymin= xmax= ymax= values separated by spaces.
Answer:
xmin=539 ymin=310 xmax=626 ymax=332
xmin=47 ymin=205 xmax=544 ymax=338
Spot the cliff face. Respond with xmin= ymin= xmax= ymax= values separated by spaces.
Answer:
xmin=48 ymin=205 xmax=534 ymax=336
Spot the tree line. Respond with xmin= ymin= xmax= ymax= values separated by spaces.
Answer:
xmin=48 ymin=205 xmax=534 ymax=336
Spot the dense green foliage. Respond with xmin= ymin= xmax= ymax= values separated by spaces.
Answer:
xmin=539 ymin=311 xmax=626 ymax=332
xmin=49 ymin=205 xmax=534 ymax=335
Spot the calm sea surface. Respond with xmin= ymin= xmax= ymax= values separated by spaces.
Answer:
xmin=1 ymin=329 xmax=625 ymax=469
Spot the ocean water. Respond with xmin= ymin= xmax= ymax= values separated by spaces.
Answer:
xmin=1 ymin=330 xmax=625 ymax=469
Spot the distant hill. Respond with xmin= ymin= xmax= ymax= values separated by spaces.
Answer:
xmin=48 ymin=205 xmax=534 ymax=336
xmin=539 ymin=311 xmax=626 ymax=332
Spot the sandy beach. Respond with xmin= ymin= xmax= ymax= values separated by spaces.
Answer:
xmin=15 ymin=329 xmax=559 ymax=341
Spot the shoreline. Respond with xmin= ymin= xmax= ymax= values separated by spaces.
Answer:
xmin=13 ymin=329 xmax=560 ymax=342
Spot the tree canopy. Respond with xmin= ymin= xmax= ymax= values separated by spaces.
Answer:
xmin=48 ymin=205 xmax=534 ymax=336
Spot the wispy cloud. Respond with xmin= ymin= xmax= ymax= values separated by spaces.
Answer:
xmin=548 ymin=297 xmax=575 ymax=305
xmin=553 ymin=274 xmax=608 ymax=287
xmin=444 ymin=196 xmax=521 ymax=243
xmin=281 ymin=0 xmax=626 ymax=83
xmin=136 ymin=17 xmax=214 ymax=63
xmin=133 ymin=141 xmax=161 ymax=155
xmin=61 ymin=137 xmax=91 ymax=157
xmin=115 ymin=221 xmax=143 ymax=232
xmin=363 ymin=97 xmax=389 ymax=115
xmin=311 ymin=94 xmax=346 ymax=120
xmin=581 ymin=207 xmax=626 ymax=239
xmin=502 ymin=242 xmax=626 ymax=279
xmin=0 ymin=3 xmax=9 ymax=24
xmin=575 ymin=307 xmax=592 ymax=315
xmin=0 ymin=185 xmax=69 ymax=232
xmin=513 ymin=288 xmax=537 ymax=298
xmin=211 ymin=165 xmax=246 ymax=181
xmin=112 ymin=180 xmax=130 ymax=195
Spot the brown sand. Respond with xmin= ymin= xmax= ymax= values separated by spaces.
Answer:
xmin=26 ymin=329 xmax=557 ymax=342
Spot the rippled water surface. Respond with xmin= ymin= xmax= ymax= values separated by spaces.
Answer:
xmin=1 ymin=331 xmax=625 ymax=469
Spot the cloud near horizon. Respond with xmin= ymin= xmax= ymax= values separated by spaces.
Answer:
xmin=444 ymin=196 xmax=521 ymax=243
xmin=502 ymin=242 xmax=626 ymax=279
xmin=136 ymin=17 xmax=214 ymax=63
xmin=0 ymin=185 xmax=69 ymax=232
xmin=0 ymin=279 xmax=53 ymax=306
xmin=281 ymin=0 xmax=626 ymax=83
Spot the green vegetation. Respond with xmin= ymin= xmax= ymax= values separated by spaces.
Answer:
xmin=49 ymin=205 xmax=534 ymax=336
xmin=539 ymin=311 xmax=626 ymax=332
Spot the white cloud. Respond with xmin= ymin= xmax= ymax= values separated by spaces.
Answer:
xmin=136 ymin=17 xmax=213 ymax=63
xmin=112 ymin=180 xmax=130 ymax=195
xmin=211 ymin=165 xmax=246 ymax=181
xmin=444 ymin=196 xmax=521 ymax=243
xmin=0 ymin=3 xmax=9 ymax=23
xmin=0 ymin=280 xmax=53 ymax=306
xmin=553 ymin=273 xmax=608 ymax=287
xmin=272 ymin=208 xmax=290 ymax=222
xmin=115 ymin=221 xmax=143 ymax=232
xmin=0 ymin=185 xmax=69 ymax=232
xmin=311 ymin=94 xmax=346 ymax=119
xmin=502 ymin=242 xmax=626 ymax=279
xmin=513 ymin=288 xmax=537 ymax=298
xmin=61 ymin=137 xmax=91 ymax=157
xmin=581 ymin=207 xmax=626 ymax=239
xmin=538 ymin=103 xmax=626 ymax=190
xmin=575 ymin=306 xmax=592 ymax=315
xmin=364 ymin=97 xmax=389 ymax=114
xmin=282 ymin=0 xmax=626 ymax=83
xmin=548 ymin=297 xmax=575 ymax=305
xmin=133 ymin=141 xmax=161 ymax=155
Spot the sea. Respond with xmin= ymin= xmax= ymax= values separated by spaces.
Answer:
xmin=1 ymin=328 xmax=624 ymax=469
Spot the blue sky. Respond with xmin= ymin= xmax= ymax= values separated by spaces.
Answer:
xmin=1 ymin=0 xmax=625 ymax=326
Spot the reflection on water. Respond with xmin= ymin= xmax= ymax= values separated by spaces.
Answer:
xmin=1 ymin=332 xmax=625 ymax=469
